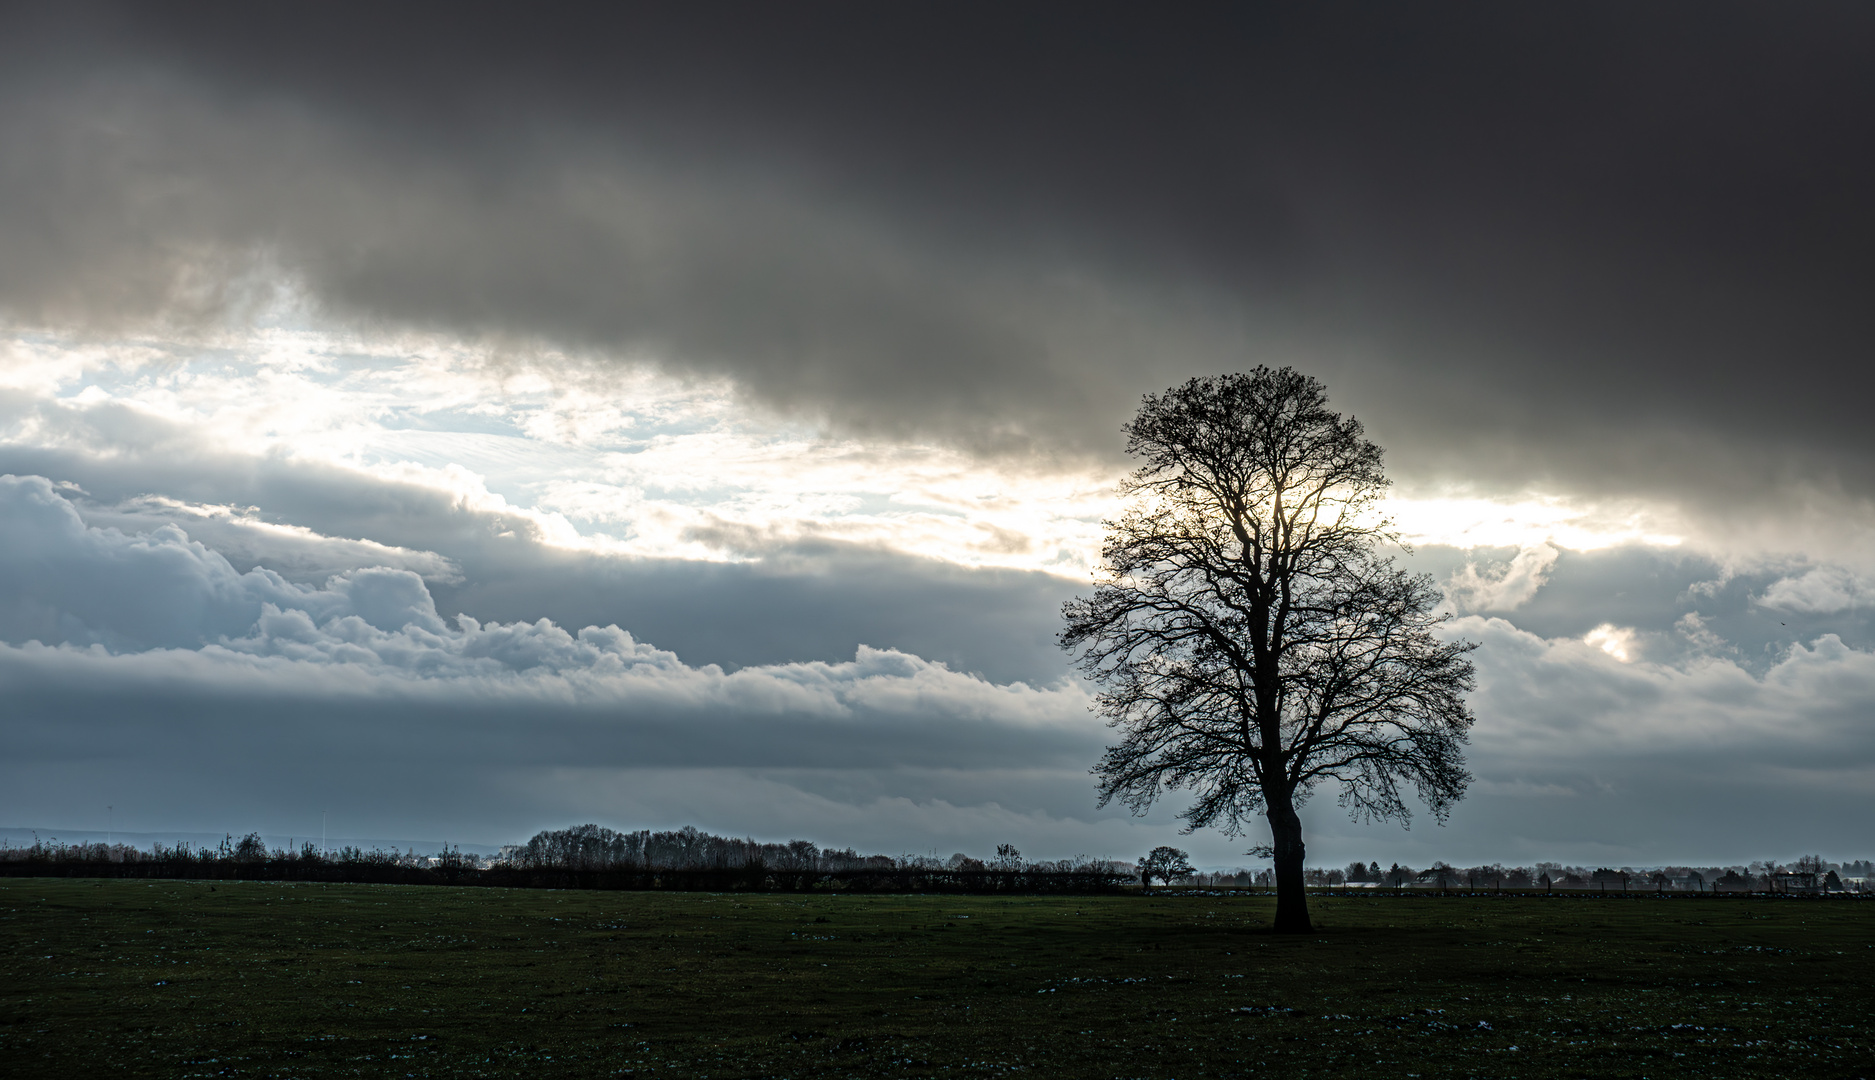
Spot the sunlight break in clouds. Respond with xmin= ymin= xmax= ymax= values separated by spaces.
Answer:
xmin=0 ymin=323 xmax=1118 ymax=576
xmin=2 ymin=321 xmax=1731 ymax=587
xmin=1582 ymin=623 xmax=1638 ymax=663
xmin=1387 ymin=491 xmax=1686 ymax=553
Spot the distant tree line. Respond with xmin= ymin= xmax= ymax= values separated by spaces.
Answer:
xmin=0 ymin=829 xmax=1133 ymax=894
xmin=509 ymin=824 xmax=899 ymax=873
xmin=0 ymin=835 xmax=486 ymax=886
xmin=505 ymin=826 xmax=1116 ymax=877
xmin=497 ymin=825 xmax=1132 ymax=892
xmin=1179 ymin=856 xmax=1872 ymax=894
xmin=4 ymin=832 xmax=1866 ymax=896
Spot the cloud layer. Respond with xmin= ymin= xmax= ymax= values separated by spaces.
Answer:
xmin=2 ymin=473 xmax=1869 ymax=864
xmin=0 ymin=474 xmax=1090 ymax=766
xmin=0 ymin=473 xmax=1131 ymax=850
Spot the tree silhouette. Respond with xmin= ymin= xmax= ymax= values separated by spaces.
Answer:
xmin=1062 ymin=369 xmax=1476 ymax=933
xmin=1138 ymin=845 xmax=1195 ymax=887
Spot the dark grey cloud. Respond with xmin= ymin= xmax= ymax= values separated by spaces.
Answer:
xmin=431 ymin=543 xmax=1078 ymax=686
xmin=1298 ymin=749 xmax=1875 ymax=870
xmin=2 ymin=3 xmax=1871 ymax=513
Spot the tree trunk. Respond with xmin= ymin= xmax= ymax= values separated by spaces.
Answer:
xmin=1267 ymin=800 xmax=1312 ymax=933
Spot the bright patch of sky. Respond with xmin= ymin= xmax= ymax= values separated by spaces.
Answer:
xmin=1388 ymin=492 xmax=1684 ymax=553
xmin=3 ymin=320 xmax=1691 ymax=577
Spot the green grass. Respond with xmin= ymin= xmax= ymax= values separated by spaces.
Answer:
xmin=2 ymin=879 xmax=1870 ymax=1078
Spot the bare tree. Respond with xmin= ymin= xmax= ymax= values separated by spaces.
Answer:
xmin=1062 ymin=369 xmax=1476 ymax=932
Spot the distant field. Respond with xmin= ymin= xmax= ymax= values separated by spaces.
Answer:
xmin=3 ymin=880 xmax=1869 ymax=1078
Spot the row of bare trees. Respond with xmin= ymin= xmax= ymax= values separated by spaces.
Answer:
xmin=505 ymin=826 xmax=1128 ymax=876
xmin=0 ymin=834 xmax=452 ymax=868
xmin=10 ymin=831 xmax=1860 ymax=894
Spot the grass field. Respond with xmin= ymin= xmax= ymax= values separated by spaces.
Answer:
xmin=2 ymin=879 xmax=1870 ymax=1078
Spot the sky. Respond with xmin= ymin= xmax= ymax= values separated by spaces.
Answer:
xmin=1 ymin=2 xmax=1870 ymax=869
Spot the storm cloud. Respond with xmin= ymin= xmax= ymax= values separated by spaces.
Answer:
xmin=2 ymin=4 xmax=1872 ymax=514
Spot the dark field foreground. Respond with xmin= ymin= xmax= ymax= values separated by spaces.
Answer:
xmin=2 ymin=880 xmax=1869 ymax=1079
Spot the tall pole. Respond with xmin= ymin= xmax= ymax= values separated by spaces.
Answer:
xmin=106 ymin=806 xmax=112 ymax=847
xmin=322 ymin=811 xmax=328 ymax=856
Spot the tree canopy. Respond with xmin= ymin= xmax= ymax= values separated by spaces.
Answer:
xmin=1062 ymin=368 xmax=1476 ymax=932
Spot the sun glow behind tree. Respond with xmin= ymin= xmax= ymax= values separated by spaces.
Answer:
xmin=1064 ymin=370 xmax=1477 ymax=932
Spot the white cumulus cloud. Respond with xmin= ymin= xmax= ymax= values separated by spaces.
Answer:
xmin=1757 ymin=565 xmax=1863 ymax=614
xmin=1444 ymin=543 xmax=1561 ymax=612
